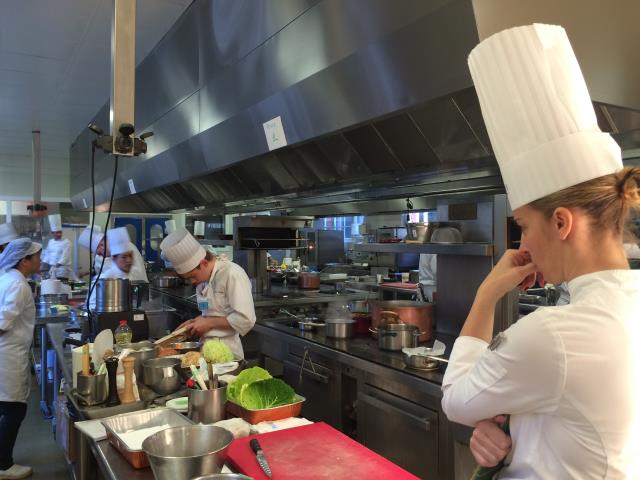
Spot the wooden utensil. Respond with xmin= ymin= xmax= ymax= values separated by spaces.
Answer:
xmin=154 ymin=326 xmax=187 ymax=346
xmin=82 ymin=344 xmax=91 ymax=376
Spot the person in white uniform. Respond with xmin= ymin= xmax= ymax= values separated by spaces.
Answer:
xmin=0 ymin=238 xmax=42 ymax=480
xmin=87 ymin=227 xmax=148 ymax=310
xmin=78 ymin=226 xmax=112 ymax=276
xmin=0 ymin=223 xmax=18 ymax=255
xmin=441 ymin=24 xmax=640 ymax=479
xmin=418 ymin=253 xmax=437 ymax=302
xmin=161 ymin=228 xmax=255 ymax=359
xmin=41 ymin=214 xmax=74 ymax=280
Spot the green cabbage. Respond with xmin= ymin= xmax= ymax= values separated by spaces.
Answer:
xmin=202 ymin=339 xmax=234 ymax=364
xmin=240 ymin=378 xmax=296 ymax=410
xmin=227 ymin=367 xmax=272 ymax=403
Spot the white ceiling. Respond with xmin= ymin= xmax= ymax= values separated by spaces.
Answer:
xmin=0 ymin=0 xmax=192 ymax=201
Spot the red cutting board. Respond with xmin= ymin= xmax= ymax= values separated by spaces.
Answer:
xmin=227 ymin=422 xmax=420 ymax=480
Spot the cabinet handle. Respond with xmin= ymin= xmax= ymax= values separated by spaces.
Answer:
xmin=362 ymin=392 xmax=432 ymax=432
xmin=284 ymin=360 xmax=330 ymax=384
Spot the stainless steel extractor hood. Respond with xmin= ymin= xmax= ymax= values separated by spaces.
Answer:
xmin=70 ymin=0 xmax=640 ymax=213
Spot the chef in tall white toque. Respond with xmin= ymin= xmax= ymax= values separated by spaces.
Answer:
xmin=441 ymin=24 xmax=640 ymax=478
xmin=78 ymin=225 xmax=113 ymax=274
xmin=160 ymin=228 xmax=255 ymax=359
xmin=41 ymin=214 xmax=74 ymax=280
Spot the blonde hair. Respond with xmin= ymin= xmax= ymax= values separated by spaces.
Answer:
xmin=529 ymin=167 xmax=640 ymax=240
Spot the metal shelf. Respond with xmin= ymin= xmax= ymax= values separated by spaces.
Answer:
xmin=351 ymin=242 xmax=494 ymax=256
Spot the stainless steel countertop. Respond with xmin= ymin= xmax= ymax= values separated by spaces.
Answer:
xmin=255 ymin=319 xmax=454 ymax=387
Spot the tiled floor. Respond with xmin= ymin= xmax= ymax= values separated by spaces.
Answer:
xmin=13 ymin=376 xmax=69 ymax=480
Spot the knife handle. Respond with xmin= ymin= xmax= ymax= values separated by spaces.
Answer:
xmin=250 ymin=438 xmax=262 ymax=454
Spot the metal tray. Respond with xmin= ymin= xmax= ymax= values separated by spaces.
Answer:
xmin=101 ymin=407 xmax=193 ymax=468
xmin=226 ymin=395 xmax=305 ymax=425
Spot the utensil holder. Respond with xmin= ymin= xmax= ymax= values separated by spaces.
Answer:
xmin=188 ymin=383 xmax=227 ymax=424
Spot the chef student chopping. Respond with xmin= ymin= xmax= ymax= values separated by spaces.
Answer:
xmin=161 ymin=228 xmax=255 ymax=359
xmin=441 ymin=24 xmax=640 ymax=478
xmin=41 ymin=214 xmax=74 ymax=280
xmin=87 ymin=227 xmax=148 ymax=310
xmin=0 ymin=238 xmax=42 ymax=480
xmin=0 ymin=223 xmax=18 ymax=255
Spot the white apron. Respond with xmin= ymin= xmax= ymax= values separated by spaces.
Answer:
xmin=197 ymin=257 xmax=256 ymax=359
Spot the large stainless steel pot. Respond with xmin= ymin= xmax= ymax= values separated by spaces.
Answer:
xmin=152 ymin=276 xmax=183 ymax=288
xmin=325 ymin=320 xmax=355 ymax=338
xmin=95 ymin=278 xmax=132 ymax=312
xmin=371 ymin=300 xmax=433 ymax=342
xmin=372 ymin=324 xmax=422 ymax=351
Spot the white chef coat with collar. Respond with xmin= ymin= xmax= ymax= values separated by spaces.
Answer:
xmin=197 ymin=256 xmax=256 ymax=359
xmin=93 ymin=254 xmax=113 ymax=274
xmin=442 ymin=269 xmax=640 ymax=479
xmin=418 ymin=253 xmax=437 ymax=302
xmin=0 ymin=269 xmax=36 ymax=403
xmin=87 ymin=258 xmax=149 ymax=310
xmin=43 ymin=237 xmax=73 ymax=279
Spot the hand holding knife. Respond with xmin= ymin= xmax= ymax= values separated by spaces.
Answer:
xmin=250 ymin=438 xmax=273 ymax=478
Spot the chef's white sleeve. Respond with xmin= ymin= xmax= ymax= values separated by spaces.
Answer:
xmin=441 ymin=310 xmax=566 ymax=426
xmin=224 ymin=269 xmax=256 ymax=336
xmin=0 ymin=282 xmax=28 ymax=331
xmin=58 ymin=239 xmax=72 ymax=265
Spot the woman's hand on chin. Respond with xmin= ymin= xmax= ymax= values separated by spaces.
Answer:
xmin=479 ymin=249 xmax=539 ymax=302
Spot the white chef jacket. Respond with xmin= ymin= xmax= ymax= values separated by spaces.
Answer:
xmin=197 ymin=256 xmax=256 ymax=359
xmin=0 ymin=269 xmax=36 ymax=403
xmin=43 ymin=237 xmax=73 ymax=279
xmin=86 ymin=256 xmax=149 ymax=310
xmin=93 ymin=254 xmax=113 ymax=274
xmin=442 ymin=270 xmax=640 ymax=479
xmin=418 ymin=253 xmax=437 ymax=302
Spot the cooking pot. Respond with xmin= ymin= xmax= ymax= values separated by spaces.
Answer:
xmin=153 ymin=276 xmax=183 ymax=288
xmin=95 ymin=278 xmax=132 ymax=313
xmin=371 ymin=300 xmax=433 ymax=342
xmin=348 ymin=300 xmax=370 ymax=313
xmin=298 ymin=272 xmax=320 ymax=289
xmin=325 ymin=320 xmax=355 ymax=339
xmin=371 ymin=324 xmax=423 ymax=351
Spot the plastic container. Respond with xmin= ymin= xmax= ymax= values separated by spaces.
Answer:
xmin=114 ymin=320 xmax=133 ymax=345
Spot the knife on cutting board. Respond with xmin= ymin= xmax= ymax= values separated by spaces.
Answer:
xmin=250 ymin=438 xmax=273 ymax=478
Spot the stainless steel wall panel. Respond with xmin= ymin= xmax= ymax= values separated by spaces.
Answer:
xmin=135 ymin=8 xmax=200 ymax=131
xmin=141 ymin=92 xmax=201 ymax=165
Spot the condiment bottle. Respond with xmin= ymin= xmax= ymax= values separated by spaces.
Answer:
xmin=114 ymin=320 xmax=133 ymax=345
xmin=105 ymin=357 xmax=121 ymax=407
xmin=121 ymin=356 xmax=136 ymax=404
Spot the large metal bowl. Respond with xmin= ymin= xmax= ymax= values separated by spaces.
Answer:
xmin=142 ymin=357 xmax=181 ymax=395
xmin=142 ymin=425 xmax=234 ymax=480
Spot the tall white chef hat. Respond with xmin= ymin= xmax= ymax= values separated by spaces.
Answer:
xmin=106 ymin=227 xmax=131 ymax=256
xmin=48 ymin=214 xmax=63 ymax=232
xmin=0 ymin=223 xmax=18 ymax=246
xmin=193 ymin=220 xmax=205 ymax=237
xmin=160 ymin=228 xmax=206 ymax=274
xmin=78 ymin=226 xmax=104 ymax=253
xmin=165 ymin=219 xmax=177 ymax=235
xmin=468 ymin=24 xmax=622 ymax=210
